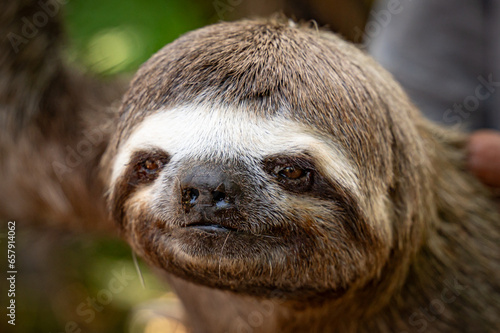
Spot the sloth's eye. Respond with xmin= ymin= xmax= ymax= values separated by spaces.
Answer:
xmin=136 ymin=159 xmax=162 ymax=178
xmin=263 ymin=156 xmax=315 ymax=193
xmin=143 ymin=159 xmax=160 ymax=171
xmin=129 ymin=151 xmax=170 ymax=184
xmin=278 ymin=166 xmax=306 ymax=179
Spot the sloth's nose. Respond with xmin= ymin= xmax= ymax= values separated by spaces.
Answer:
xmin=180 ymin=166 xmax=241 ymax=213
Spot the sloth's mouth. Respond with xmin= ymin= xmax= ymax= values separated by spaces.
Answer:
xmin=184 ymin=220 xmax=238 ymax=233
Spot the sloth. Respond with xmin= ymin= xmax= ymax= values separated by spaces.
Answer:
xmin=100 ymin=18 xmax=500 ymax=332
xmin=1 ymin=2 xmax=499 ymax=332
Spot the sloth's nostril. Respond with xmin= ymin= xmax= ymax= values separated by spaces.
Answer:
xmin=212 ymin=182 xmax=226 ymax=203
xmin=212 ymin=190 xmax=226 ymax=203
xmin=183 ymin=188 xmax=199 ymax=205
xmin=189 ymin=189 xmax=199 ymax=203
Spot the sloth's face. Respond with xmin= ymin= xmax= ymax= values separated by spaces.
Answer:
xmin=109 ymin=103 xmax=393 ymax=299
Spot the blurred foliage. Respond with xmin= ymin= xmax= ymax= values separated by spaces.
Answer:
xmin=0 ymin=2 xmax=375 ymax=333
xmin=0 ymin=227 xmax=174 ymax=333
xmin=61 ymin=0 xmax=377 ymax=75
xmin=64 ymin=0 xmax=215 ymax=75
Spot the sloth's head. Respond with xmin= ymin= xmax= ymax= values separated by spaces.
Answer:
xmin=103 ymin=18 xmax=430 ymax=300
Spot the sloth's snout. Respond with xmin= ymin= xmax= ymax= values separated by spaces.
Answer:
xmin=180 ymin=165 xmax=242 ymax=215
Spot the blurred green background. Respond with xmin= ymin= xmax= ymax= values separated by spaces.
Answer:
xmin=63 ymin=0 xmax=374 ymax=76
xmin=64 ymin=0 xmax=216 ymax=75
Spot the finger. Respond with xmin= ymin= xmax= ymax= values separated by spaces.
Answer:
xmin=467 ymin=130 xmax=500 ymax=188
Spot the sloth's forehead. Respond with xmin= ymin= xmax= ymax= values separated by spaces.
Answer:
xmin=111 ymin=104 xmax=358 ymax=190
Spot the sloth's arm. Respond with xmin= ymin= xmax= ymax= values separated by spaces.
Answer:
xmin=0 ymin=0 xmax=65 ymax=130
xmin=0 ymin=0 xmax=125 ymax=232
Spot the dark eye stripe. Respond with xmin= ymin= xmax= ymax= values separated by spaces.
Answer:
xmin=262 ymin=155 xmax=315 ymax=193
xmin=128 ymin=150 xmax=171 ymax=185
xmin=111 ymin=149 xmax=170 ymax=227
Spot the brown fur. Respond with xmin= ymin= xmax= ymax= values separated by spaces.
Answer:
xmin=1 ymin=3 xmax=498 ymax=332
xmin=104 ymin=18 xmax=500 ymax=332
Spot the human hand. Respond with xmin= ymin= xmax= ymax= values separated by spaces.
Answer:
xmin=467 ymin=130 xmax=500 ymax=188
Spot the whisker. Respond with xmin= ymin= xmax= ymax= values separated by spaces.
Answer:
xmin=132 ymin=251 xmax=146 ymax=289
xmin=218 ymin=231 xmax=231 ymax=280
